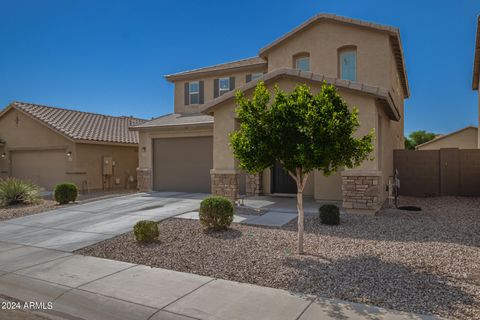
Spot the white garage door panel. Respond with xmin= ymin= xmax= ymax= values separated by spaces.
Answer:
xmin=11 ymin=150 xmax=68 ymax=190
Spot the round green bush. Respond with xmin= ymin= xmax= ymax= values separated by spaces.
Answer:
xmin=133 ymin=220 xmax=159 ymax=243
xmin=199 ymin=196 xmax=234 ymax=230
xmin=319 ymin=204 xmax=340 ymax=225
xmin=0 ymin=178 xmax=41 ymax=206
xmin=54 ymin=183 xmax=78 ymax=205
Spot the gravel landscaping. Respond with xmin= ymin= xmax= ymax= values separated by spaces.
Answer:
xmin=76 ymin=196 xmax=480 ymax=319
xmin=0 ymin=200 xmax=61 ymax=221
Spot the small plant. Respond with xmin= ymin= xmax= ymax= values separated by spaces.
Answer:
xmin=54 ymin=183 xmax=78 ymax=205
xmin=0 ymin=178 xmax=41 ymax=206
xmin=199 ymin=196 xmax=234 ymax=230
xmin=319 ymin=204 xmax=340 ymax=225
xmin=133 ymin=220 xmax=159 ymax=243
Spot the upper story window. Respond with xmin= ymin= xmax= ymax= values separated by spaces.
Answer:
xmin=219 ymin=77 xmax=230 ymax=96
xmin=184 ymin=80 xmax=203 ymax=106
xmin=214 ymin=76 xmax=235 ymax=98
xmin=189 ymin=81 xmax=199 ymax=104
xmin=339 ymin=47 xmax=357 ymax=81
xmin=246 ymin=72 xmax=264 ymax=83
xmin=293 ymin=53 xmax=310 ymax=72
xmin=251 ymin=72 xmax=264 ymax=81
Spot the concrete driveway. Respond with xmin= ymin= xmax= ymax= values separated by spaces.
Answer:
xmin=0 ymin=192 xmax=206 ymax=251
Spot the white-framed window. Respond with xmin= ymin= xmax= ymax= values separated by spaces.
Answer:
xmin=189 ymin=81 xmax=199 ymax=104
xmin=295 ymin=56 xmax=310 ymax=72
xmin=340 ymin=49 xmax=357 ymax=81
xmin=251 ymin=72 xmax=263 ymax=81
xmin=219 ymin=77 xmax=230 ymax=96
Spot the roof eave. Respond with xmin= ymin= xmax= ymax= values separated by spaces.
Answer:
xmin=130 ymin=121 xmax=214 ymax=131
xmin=200 ymin=68 xmax=401 ymax=121
xmin=164 ymin=63 xmax=267 ymax=82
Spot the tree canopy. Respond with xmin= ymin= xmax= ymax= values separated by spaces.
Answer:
xmin=404 ymin=130 xmax=437 ymax=149
xmin=230 ymin=82 xmax=374 ymax=253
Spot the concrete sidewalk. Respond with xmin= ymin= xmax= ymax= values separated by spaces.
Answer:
xmin=0 ymin=242 xmax=437 ymax=320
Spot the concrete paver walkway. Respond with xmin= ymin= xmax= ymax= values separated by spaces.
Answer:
xmin=176 ymin=210 xmax=298 ymax=227
xmin=0 ymin=192 xmax=205 ymax=251
xmin=0 ymin=242 xmax=437 ymax=320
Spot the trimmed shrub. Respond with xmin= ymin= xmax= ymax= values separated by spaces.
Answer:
xmin=133 ymin=220 xmax=159 ymax=243
xmin=54 ymin=183 xmax=78 ymax=205
xmin=0 ymin=178 xmax=41 ymax=206
xmin=199 ymin=196 xmax=234 ymax=230
xmin=319 ymin=204 xmax=340 ymax=225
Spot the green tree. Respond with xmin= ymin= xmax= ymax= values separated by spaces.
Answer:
xmin=404 ymin=130 xmax=437 ymax=150
xmin=230 ymin=82 xmax=374 ymax=254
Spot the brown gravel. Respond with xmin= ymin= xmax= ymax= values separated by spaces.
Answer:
xmin=76 ymin=196 xmax=480 ymax=319
xmin=0 ymin=200 xmax=62 ymax=221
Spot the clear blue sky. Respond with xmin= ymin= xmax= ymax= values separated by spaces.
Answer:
xmin=1 ymin=0 xmax=479 ymax=136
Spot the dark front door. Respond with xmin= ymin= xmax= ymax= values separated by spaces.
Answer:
xmin=271 ymin=163 xmax=297 ymax=194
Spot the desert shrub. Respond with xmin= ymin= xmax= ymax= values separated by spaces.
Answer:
xmin=199 ymin=196 xmax=234 ymax=230
xmin=0 ymin=178 xmax=41 ymax=206
xmin=319 ymin=204 xmax=340 ymax=225
xmin=54 ymin=183 xmax=78 ymax=205
xmin=133 ymin=220 xmax=159 ymax=243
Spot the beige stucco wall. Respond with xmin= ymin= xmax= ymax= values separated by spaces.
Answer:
xmin=264 ymin=21 xmax=401 ymax=97
xmin=210 ymin=77 xmax=392 ymax=201
xmin=137 ymin=125 xmax=213 ymax=171
xmin=0 ymin=108 xmax=74 ymax=182
xmin=0 ymin=108 xmax=139 ymax=191
xmin=417 ymin=127 xmax=478 ymax=150
xmin=74 ymin=143 xmax=138 ymax=191
xmin=173 ymin=67 xmax=266 ymax=114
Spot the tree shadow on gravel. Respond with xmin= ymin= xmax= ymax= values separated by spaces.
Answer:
xmin=283 ymin=254 xmax=479 ymax=319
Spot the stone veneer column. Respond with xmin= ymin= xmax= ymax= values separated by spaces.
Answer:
xmin=341 ymin=170 xmax=381 ymax=214
xmin=137 ymin=168 xmax=152 ymax=192
xmin=211 ymin=169 xmax=239 ymax=202
xmin=245 ymin=173 xmax=263 ymax=196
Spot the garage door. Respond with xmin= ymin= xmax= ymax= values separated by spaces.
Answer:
xmin=11 ymin=149 xmax=68 ymax=190
xmin=153 ymin=137 xmax=213 ymax=193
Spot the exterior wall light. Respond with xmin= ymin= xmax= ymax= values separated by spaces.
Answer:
xmin=141 ymin=147 xmax=146 ymax=152
xmin=66 ymin=151 xmax=72 ymax=157
xmin=1 ymin=153 xmax=5 ymax=159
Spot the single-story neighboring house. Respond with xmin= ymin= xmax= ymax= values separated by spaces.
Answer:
xmin=0 ymin=102 xmax=144 ymax=191
xmin=416 ymin=126 xmax=478 ymax=150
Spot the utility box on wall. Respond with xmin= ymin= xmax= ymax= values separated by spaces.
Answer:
xmin=102 ymin=156 xmax=113 ymax=176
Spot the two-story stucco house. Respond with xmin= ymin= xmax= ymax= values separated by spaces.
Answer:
xmin=131 ymin=14 xmax=409 ymax=214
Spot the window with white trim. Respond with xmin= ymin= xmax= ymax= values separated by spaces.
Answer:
xmin=189 ymin=81 xmax=199 ymax=104
xmin=219 ymin=77 xmax=230 ymax=96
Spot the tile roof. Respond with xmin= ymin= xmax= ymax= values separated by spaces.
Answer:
xmin=200 ymin=68 xmax=401 ymax=121
xmin=131 ymin=113 xmax=213 ymax=129
xmin=4 ymin=102 xmax=146 ymax=145
xmin=164 ymin=57 xmax=267 ymax=81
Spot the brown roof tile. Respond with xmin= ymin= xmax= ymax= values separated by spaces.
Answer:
xmin=165 ymin=57 xmax=267 ymax=81
xmin=4 ymin=102 xmax=146 ymax=145
xmin=130 ymin=113 xmax=213 ymax=129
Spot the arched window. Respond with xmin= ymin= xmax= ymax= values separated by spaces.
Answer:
xmin=293 ymin=52 xmax=310 ymax=72
xmin=338 ymin=46 xmax=357 ymax=81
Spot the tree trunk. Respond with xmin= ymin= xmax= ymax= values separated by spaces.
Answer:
xmin=289 ymin=168 xmax=309 ymax=255
xmin=296 ymin=187 xmax=304 ymax=254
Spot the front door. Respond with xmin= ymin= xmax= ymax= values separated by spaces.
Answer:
xmin=271 ymin=163 xmax=297 ymax=194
